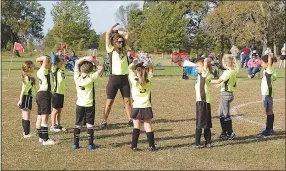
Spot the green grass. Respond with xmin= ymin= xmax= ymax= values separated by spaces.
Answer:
xmin=1 ymin=52 xmax=285 ymax=170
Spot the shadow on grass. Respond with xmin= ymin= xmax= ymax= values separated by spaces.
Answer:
xmin=153 ymin=114 xmax=244 ymax=124
xmin=157 ymin=130 xmax=286 ymax=150
xmin=109 ymin=133 xmax=215 ymax=148
xmin=59 ymin=128 xmax=173 ymax=142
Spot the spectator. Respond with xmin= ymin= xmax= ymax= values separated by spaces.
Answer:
xmin=279 ymin=43 xmax=286 ymax=68
xmin=247 ymin=53 xmax=262 ymax=79
xmin=240 ymin=46 xmax=251 ymax=68
xmin=230 ymin=45 xmax=239 ymax=59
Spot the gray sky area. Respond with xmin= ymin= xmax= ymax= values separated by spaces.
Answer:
xmin=39 ymin=1 xmax=144 ymax=35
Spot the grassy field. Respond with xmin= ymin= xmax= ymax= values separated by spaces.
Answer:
xmin=1 ymin=54 xmax=285 ymax=170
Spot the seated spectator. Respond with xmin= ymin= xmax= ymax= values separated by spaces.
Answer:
xmin=247 ymin=54 xmax=262 ymax=79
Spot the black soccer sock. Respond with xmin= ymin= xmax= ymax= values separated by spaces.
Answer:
xmin=74 ymin=128 xmax=81 ymax=146
xmin=131 ymin=128 xmax=140 ymax=148
xmin=219 ymin=116 xmax=226 ymax=133
xmin=204 ymin=128 xmax=211 ymax=144
xmin=87 ymin=128 xmax=94 ymax=145
xmin=22 ymin=119 xmax=25 ymax=133
xmin=195 ymin=128 xmax=202 ymax=145
xmin=224 ymin=116 xmax=233 ymax=135
xmin=23 ymin=120 xmax=30 ymax=135
xmin=266 ymin=114 xmax=274 ymax=130
xmin=146 ymin=132 xmax=155 ymax=148
xmin=37 ymin=128 xmax=42 ymax=139
xmin=41 ymin=125 xmax=49 ymax=141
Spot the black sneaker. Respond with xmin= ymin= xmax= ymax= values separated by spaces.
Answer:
xmin=57 ymin=124 xmax=67 ymax=131
xmin=205 ymin=143 xmax=214 ymax=148
xmin=219 ymin=132 xmax=228 ymax=140
xmin=227 ymin=132 xmax=236 ymax=140
xmin=128 ymin=120 xmax=133 ymax=126
xmin=149 ymin=146 xmax=158 ymax=152
xmin=190 ymin=143 xmax=203 ymax=148
xmin=99 ymin=120 xmax=107 ymax=129
xmin=131 ymin=147 xmax=141 ymax=152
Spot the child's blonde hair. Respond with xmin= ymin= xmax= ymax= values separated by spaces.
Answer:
xmin=21 ymin=61 xmax=35 ymax=84
xmin=222 ymin=54 xmax=237 ymax=69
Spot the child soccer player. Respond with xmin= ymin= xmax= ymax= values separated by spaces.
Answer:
xmin=36 ymin=55 xmax=56 ymax=145
xmin=128 ymin=59 xmax=158 ymax=152
xmin=73 ymin=56 xmax=104 ymax=150
xmin=192 ymin=57 xmax=213 ymax=148
xmin=211 ymin=54 xmax=239 ymax=140
xmin=17 ymin=61 xmax=36 ymax=138
xmin=50 ymin=54 xmax=66 ymax=132
xmin=257 ymin=52 xmax=277 ymax=136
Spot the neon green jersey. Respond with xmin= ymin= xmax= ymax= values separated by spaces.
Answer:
xmin=51 ymin=65 xmax=66 ymax=95
xmin=106 ymin=44 xmax=129 ymax=75
xmin=261 ymin=68 xmax=277 ymax=96
xmin=195 ymin=68 xmax=211 ymax=103
xmin=129 ymin=71 xmax=153 ymax=108
xmin=37 ymin=67 xmax=51 ymax=92
xmin=19 ymin=76 xmax=36 ymax=100
xmin=74 ymin=66 xmax=100 ymax=107
xmin=219 ymin=68 xmax=239 ymax=92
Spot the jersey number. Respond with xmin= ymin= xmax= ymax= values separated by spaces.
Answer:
xmin=140 ymin=89 xmax=146 ymax=93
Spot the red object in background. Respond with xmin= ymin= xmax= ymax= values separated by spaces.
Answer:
xmin=180 ymin=52 xmax=189 ymax=57
xmin=61 ymin=43 xmax=67 ymax=49
xmin=14 ymin=42 xmax=24 ymax=52
xmin=130 ymin=52 xmax=136 ymax=58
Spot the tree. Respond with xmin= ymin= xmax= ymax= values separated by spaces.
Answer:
xmin=203 ymin=1 xmax=285 ymax=54
xmin=127 ymin=9 xmax=144 ymax=49
xmin=115 ymin=3 xmax=140 ymax=29
xmin=44 ymin=0 xmax=98 ymax=50
xmin=1 ymin=0 xmax=45 ymax=49
xmin=140 ymin=2 xmax=189 ymax=53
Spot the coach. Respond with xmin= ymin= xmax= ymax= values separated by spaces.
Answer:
xmin=99 ymin=23 xmax=132 ymax=129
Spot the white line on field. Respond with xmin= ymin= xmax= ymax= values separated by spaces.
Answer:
xmin=231 ymin=99 xmax=285 ymax=130
xmin=1 ymin=90 xmax=8 ymax=92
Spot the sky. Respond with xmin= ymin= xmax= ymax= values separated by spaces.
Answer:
xmin=39 ymin=1 xmax=144 ymax=35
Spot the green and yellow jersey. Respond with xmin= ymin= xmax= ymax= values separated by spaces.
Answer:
xmin=128 ymin=71 xmax=153 ymax=108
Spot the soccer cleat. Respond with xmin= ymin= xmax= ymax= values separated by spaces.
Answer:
xmin=23 ymin=133 xmax=33 ymax=138
xmin=258 ymin=129 xmax=273 ymax=136
xmin=88 ymin=144 xmax=99 ymax=150
xmin=50 ymin=125 xmax=61 ymax=132
xmin=131 ymin=147 xmax=141 ymax=152
xmin=72 ymin=144 xmax=79 ymax=150
xmin=42 ymin=139 xmax=57 ymax=145
xmin=149 ymin=146 xmax=158 ymax=152
xmin=248 ymin=75 xmax=252 ymax=79
xmin=57 ymin=124 xmax=67 ymax=131
xmin=99 ymin=120 xmax=107 ymax=129
xmin=128 ymin=120 xmax=133 ymax=126
xmin=190 ymin=143 xmax=203 ymax=149
xmin=205 ymin=143 xmax=214 ymax=148
xmin=219 ymin=132 xmax=228 ymax=140
xmin=227 ymin=132 xmax=236 ymax=140
xmin=39 ymin=138 xmax=43 ymax=144
xmin=251 ymin=74 xmax=255 ymax=79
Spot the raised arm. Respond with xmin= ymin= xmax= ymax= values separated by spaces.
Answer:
xmin=95 ymin=61 xmax=104 ymax=76
xmin=203 ymin=58 xmax=211 ymax=70
xmin=118 ymin=30 xmax=128 ymax=40
xmin=129 ymin=58 xmax=138 ymax=72
xmin=268 ymin=53 xmax=273 ymax=70
xmin=106 ymin=23 xmax=119 ymax=46
xmin=36 ymin=55 xmax=50 ymax=69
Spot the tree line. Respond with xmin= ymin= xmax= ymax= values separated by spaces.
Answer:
xmin=2 ymin=0 xmax=285 ymax=56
